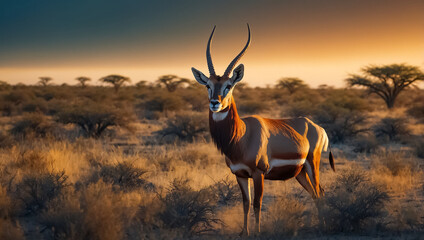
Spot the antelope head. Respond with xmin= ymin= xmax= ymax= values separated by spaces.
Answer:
xmin=191 ymin=24 xmax=251 ymax=112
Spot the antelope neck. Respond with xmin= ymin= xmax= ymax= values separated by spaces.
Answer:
xmin=209 ymin=97 xmax=246 ymax=160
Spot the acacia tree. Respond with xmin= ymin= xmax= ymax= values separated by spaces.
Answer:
xmin=135 ymin=80 xmax=148 ymax=89
xmin=346 ymin=64 xmax=424 ymax=109
xmin=56 ymin=103 xmax=133 ymax=138
xmin=99 ymin=74 xmax=131 ymax=93
xmin=75 ymin=76 xmax=91 ymax=88
xmin=38 ymin=77 xmax=53 ymax=87
xmin=0 ymin=80 xmax=11 ymax=91
xmin=156 ymin=75 xmax=190 ymax=92
xmin=276 ymin=77 xmax=308 ymax=95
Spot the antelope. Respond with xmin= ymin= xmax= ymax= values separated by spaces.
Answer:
xmin=191 ymin=24 xmax=335 ymax=236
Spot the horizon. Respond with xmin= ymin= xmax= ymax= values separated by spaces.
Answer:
xmin=1 ymin=0 xmax=423 ymax=87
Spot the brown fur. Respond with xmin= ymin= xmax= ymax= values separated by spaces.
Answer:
xmin=209 ymin=98 xmax=246 ymax=161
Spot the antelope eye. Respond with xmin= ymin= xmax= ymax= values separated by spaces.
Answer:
xmin=226 ymin=85 xmax=232 ymax=90
xmin=206 ymin=85 xmax=210 ymax=89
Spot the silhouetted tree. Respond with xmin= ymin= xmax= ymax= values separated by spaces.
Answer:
xmin=276 ymin=77 xmax=308 ymax=95
xmin=0 ymin=80 xmax=10 ymax=91
xmin=346 ymin=64 xmax=424 ymax=109
xmin=135 ymin=80 xmax=148 ymax=89
xmin=99 ymin=74 xmax=131 ymax=93
xmin=75 ymin=76 xmax=91 ymax=88
xmin=56 ymin=103 xmax=133 ymax=138
xmin=38 ymin=77 xmax=53 ymax=87
xmin=157 ymin=75 xmax=190 ymax=92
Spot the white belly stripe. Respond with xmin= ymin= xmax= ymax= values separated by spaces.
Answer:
xmin=230 ymin=159 xmax=306 ymax=175
xmin=230 ymin=163 xmax=252 ymax=176
xmin=266 ymin=158 xmax=306 ymax=174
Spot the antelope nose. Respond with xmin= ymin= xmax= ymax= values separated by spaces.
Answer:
xmin=210 ymin=100 xmax=220 ymax=107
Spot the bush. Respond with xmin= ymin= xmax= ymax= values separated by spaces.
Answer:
xmin=90 ymin=162 xmax=149 ymax=191
xmin=159 ymin=179 xmax=219 ymax=235
xmin=371 ymin=150 xmax=417 ymax=177
xmin=264 ymin=195 xmax=306 ymax=237
xmin=56 ymin=102 xmax=134 ymax=138
xmin=0 ymin=186 xmax=25 ymax=240
xmin=21 ymin=98 xmax=48 ymax=113
xmin=413 ymin=138 xmax=424 ymax=158
xmin=373 ymin=117 xmax=410 ymax=142
xmin=156 ymin=112 xmax=208 ymax=142
xmin=0 ymin=218 xmax=25 ymax=240
xmin=313 ymin=93 xmax=370 ymax=143
xmin=142 ymin=93 xmax=184 ymax=113
xmin=15 ymin=171 xmax=69 ymax=215
xmin=322 ymin=169 xmax=389 ymax=232
xmin=40 ymin=181 xmax=136 ymax=240
xmin=406 ymin=95 xmax=424 ymax=122
xmin=351 ymin=135 xmax=380 ymax=153
xmin=0 ymin=131 xmax=14 ymax=148
xmin=12 ymin=149 xmax=48 ymax=173
xmin=10 ymin=113 xmax=57 ymax=138
xmin=211 ymin=177 xmax=240 ymax=206
xmin=238 ymin=99 xmax=269 ymax=115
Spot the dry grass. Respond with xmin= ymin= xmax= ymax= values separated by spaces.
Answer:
xmin=369 ymin=149 xmax=422 ymax=194
xmin=0 ymin=86 xmax=422 ymax=239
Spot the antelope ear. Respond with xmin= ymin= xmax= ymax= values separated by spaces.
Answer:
xmin=191 ymin=67 xmax=209 ymax=85
xmin=231 ymin=64 xmax=244 ymax=84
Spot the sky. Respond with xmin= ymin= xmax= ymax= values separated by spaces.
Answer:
xmin=1 ymin=0 xmax=423 ymax=87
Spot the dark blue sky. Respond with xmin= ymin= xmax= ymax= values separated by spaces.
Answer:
xmin=1 ymin=0 xmax=423 ymax=86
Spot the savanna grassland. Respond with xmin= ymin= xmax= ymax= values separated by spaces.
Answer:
xmin=0 ymin=78 xmax=423 ymax=240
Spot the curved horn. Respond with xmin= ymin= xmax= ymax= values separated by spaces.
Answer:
xmin=223 ymin=23 xmax=251 ymax=77
xmin=206 ymin=26 xmax=216 ymax=76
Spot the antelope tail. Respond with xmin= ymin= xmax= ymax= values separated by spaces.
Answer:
xmin=329 ymin=146 xmax=335 ymax=172
xmin=322 ymin=128 xmax=335 ymax=172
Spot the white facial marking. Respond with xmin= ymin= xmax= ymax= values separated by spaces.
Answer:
xmin=238 ymin=177 xmax=251 ymax=203
xmin=212 ymin=111 xmax=229 ymax=121
xmin=304 ymin=161 xmax=315 ymax=186
xmin=266 ymin=158 xmax=306 ymax=174
xmin=230 ymin=163 xmax=252 ymax=176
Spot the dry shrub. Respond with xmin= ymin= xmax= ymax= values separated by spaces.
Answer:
xmin=40 ymin=181 xmax=138 ymax=240
xmin=12 ymin=148 xmax=48 ymax=173
xmin=371 ymin=150 xmax=417 ymax=177
xmin=90 ymin=161 xmax=150 ymax=191
xmin=263 ymin=195 xmax=306 ymax=237
xmin=286 ymin=91 xmax=370 ymax=143
xmin=370 ymin=150 xmax=420 ymax=193
xmin=0 ymin=218 xmax=25 ymax=240
xmin=413 ymin=138 xmax=424 ymax=158
xmin=10 ymin=113 xmax=57 ymax=138
xmin=322 ymin=168 xmax=389 ymax=233
xmin=142 ymin=93 xmax=184 ymax=113
xmin=237 ymin=99 xmax=269 ymax=115
xmin=0 ymin=186 xmax=12 ymax=218
xmin=0 ymin=186 xmax=25 ymax=240
xmin=0 ymin=131 xmax=14 ymax=148
xmin=372 ymin=117 xmax=410 ymax=142
xmin=159 ymin=179 xmax=220 ymax=236
xmin=313 ymin=95 xmax=370 ymax=143
xmin=21 ymin=97 xmax=48 ymax=113
xmin=386 ymin=200 xmax=424 ymax=231
xmin=406 ymin=95 xmax=424 ymax=122
xmin=56 ymin=102 xmax=135 ymax=138
xmin=156 ymin=111 xmax=208 ymax=142
xmin=351 ymin=135 xmax=380 ymax=153
xmin=211 ymin=176 xmax=240 ymax=206
xmin=15 ymin=171 xmax=69 ymax=215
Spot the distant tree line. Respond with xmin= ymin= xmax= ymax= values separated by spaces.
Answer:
xmin=1 ymin=63 xmax=423 ymax=109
